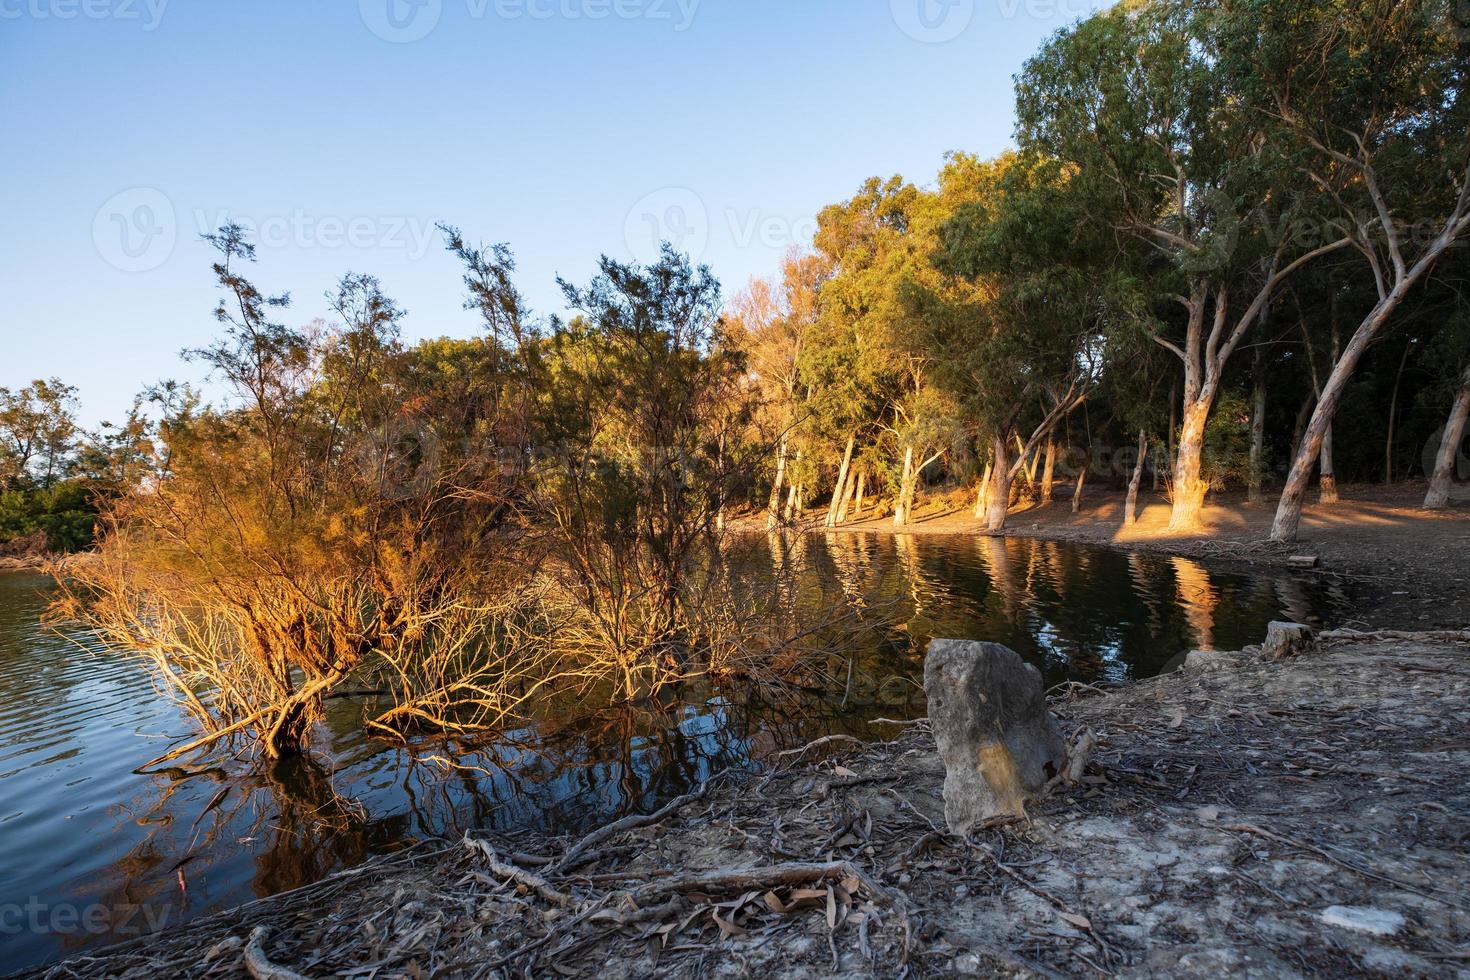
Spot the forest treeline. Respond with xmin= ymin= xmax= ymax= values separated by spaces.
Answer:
xmin=21 ymin=0 xmax=1470 ymax=760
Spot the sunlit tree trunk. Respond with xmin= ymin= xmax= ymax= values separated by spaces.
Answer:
xmin=826 ymin=435 xmax=855 ymax=528
xmin=974 ymin=461 xmax=993 ymax=518
xmin=853 ymin=469 xmax=866 ymax=518
xmin=835 ymin=460 xmax=857 ymax=524
xmin=1072 ymin=465 xmax=1087 ymax=514
xmin=1171 ymin=399 xmax=1210 ymax=530
xmin=893 ymin=445 xmax=914 ymax=528
xmin=766 ymin=433 xmax=787 ymax=528
xmin=1425 ymin=366 xmax=1470 ymax=510
xmin=986 ymin=435 xmax=1012 ymax=532
xmin=1040 ymin=438 xmax=1057 ymax=506
xmin=1318 ymin=424 xmax=1338 ymax=504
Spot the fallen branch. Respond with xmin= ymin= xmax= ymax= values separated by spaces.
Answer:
xmin=465 ymin=837 xmax=573 ymax=907
xmin=771 ymin=733 xmax=865 ymax=762
xmin=243 ymin=927 xmax=310 ymax=980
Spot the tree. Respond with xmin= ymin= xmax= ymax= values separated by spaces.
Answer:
xmin=537 ymin=244 xmax=765 ymax=698
xmin=929 ymin=154 xmax=1112 ymax=531
xmin=0 ymin=378 xmax=80 ymax=490
xmin=1018 ymin=0 xmax=1351 ymax=530
xmin=1217 ymin=0 xmax=1470 ymax=540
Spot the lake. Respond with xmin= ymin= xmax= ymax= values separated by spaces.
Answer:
xmin=0 ymin=533 xmax=1353 ymax=971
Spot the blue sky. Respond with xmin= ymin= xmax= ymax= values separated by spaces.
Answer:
xmin=1 ymin=0 xmax=1104 ymax=425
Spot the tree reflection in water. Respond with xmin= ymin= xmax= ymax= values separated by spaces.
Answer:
xmin=21 ymin=534 xmax=1355 ymax=969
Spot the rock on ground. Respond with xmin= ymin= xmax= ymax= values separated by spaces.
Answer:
xmin=923 ymin=639 xmax=1066 ymax=834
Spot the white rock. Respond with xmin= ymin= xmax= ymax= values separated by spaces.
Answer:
xmin=1320 ymin=905 xmax=1405 ymax=936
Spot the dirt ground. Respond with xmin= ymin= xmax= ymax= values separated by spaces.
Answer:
xmin=28 ymin=629 xmax=1470 ymax=979
xmin=746 ymin=481 xmax=1470 ymax=630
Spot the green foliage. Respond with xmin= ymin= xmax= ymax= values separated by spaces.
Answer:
xmin=1201 ymin=390 xmax=1258 ymax=491
xmin=0 ymin=481 xmax=97 ymax=553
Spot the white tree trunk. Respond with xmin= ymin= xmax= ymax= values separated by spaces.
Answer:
xmin=893 ymin=445 xmax=914 ymax=528
xmin=826 ymin=435 xmax=855 ymax=528
xmin=1425 ymin=367 xmax=1470 ymax=509
xmin=986 ymin=435 xmax=1012 ymax=532
xmin=1040 ymin=438 xmax=1057 ymax=506
xmin=974 ymin=461 xmax=993 ymax=518
xmin=766 ymin=433 xmax=788 ymax=529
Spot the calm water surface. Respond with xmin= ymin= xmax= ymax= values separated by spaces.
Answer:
xmin=0 ymin=534 xmax=1354 ymax=971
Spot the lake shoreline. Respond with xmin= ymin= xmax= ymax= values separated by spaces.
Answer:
xmin=736 ymin=481 xmax=1470 ymax=631
xmin=23 ymin=626 xmax=1470 ymax=978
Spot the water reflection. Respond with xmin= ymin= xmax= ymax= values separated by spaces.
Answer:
xmin=0 ymin=538 xmax=1354 ymax=970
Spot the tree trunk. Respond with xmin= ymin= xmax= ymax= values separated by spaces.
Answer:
xmin=1425 ymin=367 xmax=1470 ymax=510
xmin=826 ymin=435 xmax=855 ymax=528
xmin=974 ymin=461 xmax=993 ymax=519
xmin=1273 ymin=298 xmax=1406 ymax=542
xmin=853 ymin=469 xmax=866 ymax=518
xmin=1040 ymin=439 xmax=1057 ymax=506
xmin=893 ymin=445 xmax=914 ymax=528
xmin=1248 ymin=351 xmax=1266 ymax=503
xmin=1125 ymin=429 xmax=1148 ymax=527
xmin=1072 ymin=465 xmax=1086 ymax=514
xmin=1318 ymin=423 xmax=1338 ymax=504
xmin=985 ymin=435 xmax=1012 ymax=532
xmin=767 ymin=434 xmax=788 ymax=529
xmin=835 ymin=461 xmax=857 ymax=524
xmin=1170 ymin=400 xmax=1210 ymax=530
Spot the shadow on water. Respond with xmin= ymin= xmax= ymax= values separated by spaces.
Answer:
xmin=0 ymin=534 xmax=1356 ymax=970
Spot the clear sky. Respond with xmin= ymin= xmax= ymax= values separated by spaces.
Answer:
xmin=1 ymin=0 xmax=1105 ymax=426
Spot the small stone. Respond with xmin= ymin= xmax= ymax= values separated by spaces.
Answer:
xmin=923 ymin=639 xmax=1066 ymax=834
xmin=1261 ymin=622 xmax=1314 ymax=660
xmin=1320 ymin=905 xmax=1405 ymax=936
xmin=1184 ymin=649 xmax=1247 ymax=671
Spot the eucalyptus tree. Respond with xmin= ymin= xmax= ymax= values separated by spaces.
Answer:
xmin=928 ymin=154 xmax=1112 ymax=531
xmin=725 ymin=251 xmax=830 ymax=526
xmin=1213 ymin=0 xmax=1470 ymax=540
xmin=1017 ymin=0 xmax=1350 ymax=530
xmin=811 ymin=171 xmax=975 ymax=526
